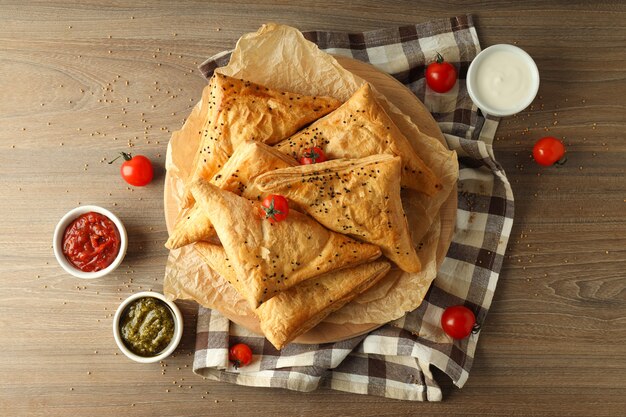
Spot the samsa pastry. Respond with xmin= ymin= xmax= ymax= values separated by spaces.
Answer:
xmin=188 ymin=73 xmax=341 ymax=187
xmin=194 ymin=243 xmax=390 ymax=350
xmin=256 ymin=260 xmax=391 ymax=349
xmin=274 ymin=83 xmax=441 ymax=196
xmin=256 ymin=154 xmax=421 ymax=273
xmin=190 ymin=180 xmax=382 ymax=309
xmin=165 ymin=141 xmax=297 ymax=249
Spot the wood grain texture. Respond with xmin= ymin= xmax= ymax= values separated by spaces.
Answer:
xmin=1 ymin=1 xmax=625 ymax=416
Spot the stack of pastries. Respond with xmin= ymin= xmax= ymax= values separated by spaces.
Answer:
xmin=166 ymin=73 xmax=441 ymax=349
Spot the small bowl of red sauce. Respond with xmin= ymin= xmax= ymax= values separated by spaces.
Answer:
xmin=53 ymin=205 xmax=128 ymax=279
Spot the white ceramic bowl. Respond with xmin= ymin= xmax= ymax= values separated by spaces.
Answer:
xmin=53 ymin=205 xmax=128 ymax=279
xmin=466 ymin=44 xmax=540 ymax=117
xmin=113 ymin=291 xmax=184 ymax=363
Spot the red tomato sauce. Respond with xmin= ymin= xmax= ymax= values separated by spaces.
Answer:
xmin=62 ymin=212 xmax=121 ymax=272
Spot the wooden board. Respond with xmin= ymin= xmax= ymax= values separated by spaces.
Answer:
xmin=163 ymin=56 xmax=457 ymax=343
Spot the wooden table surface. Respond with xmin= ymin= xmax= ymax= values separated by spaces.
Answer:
xmin=1 ymin=1 xmax=625 ymax=416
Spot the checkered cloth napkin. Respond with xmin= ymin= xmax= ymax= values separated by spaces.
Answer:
xmin=192 ymin=15 xmax=514 ymax=401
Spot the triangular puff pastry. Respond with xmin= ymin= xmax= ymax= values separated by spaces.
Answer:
xmin=256 ymin=260 xmax=391 ymax=349
xmin=256 ymin=154 xmax=421 ymax=273
xmin=194 ymin=243 xmax=390 ymax=350
xmin=165 ymin=141 xmax=297 ymax=249
xmin=274 ymin=83 xmax=441 ymax=196
xmin=190 ymin=180 xmax=382 ymax=309
xmin=188 ymin=73 xmax=341 ymax=186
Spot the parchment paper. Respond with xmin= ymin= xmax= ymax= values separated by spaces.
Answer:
xmin=163 ymin=23 xmax=458 ymax=326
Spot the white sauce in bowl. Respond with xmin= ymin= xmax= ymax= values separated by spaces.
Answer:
xmin=467 ymin=44 xmax=539 ymax=117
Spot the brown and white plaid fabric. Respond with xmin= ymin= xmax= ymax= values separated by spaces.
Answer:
xmin=192 ymin=15 xmax=514 ymax=401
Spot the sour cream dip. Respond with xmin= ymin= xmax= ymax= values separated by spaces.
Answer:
xmin=467 ymin=44 xmax=539 ymax=117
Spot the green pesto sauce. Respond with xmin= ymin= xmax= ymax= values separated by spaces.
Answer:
xmin=120 ymin=297 xmax=175 ymax=357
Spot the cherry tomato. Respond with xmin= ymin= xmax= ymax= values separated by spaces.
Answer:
xmin=441 ymin=305 xmax=477 ymax=339
xmin=299 ymin=147 xmax=328 ymax=165
xmin=260 ymin=194 xmax=289 ymax=223
xmin=425 ymin=52 xmax=458 ymax=93
xmin=109 ymin=152 xmax=154 ymax=186
xmin=229 ymin=343 xmax=253 ymax=369
xmin=533 ymin=136 xmax=567 ymax=166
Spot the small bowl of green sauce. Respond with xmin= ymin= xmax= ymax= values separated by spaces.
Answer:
xmin=113 ymin=291 xmax=183 ymax=363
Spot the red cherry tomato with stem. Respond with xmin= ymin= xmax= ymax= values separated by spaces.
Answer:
xmin=533 ymin=136 xmax=567 ymax=166
xmin=109 ymin=152 xmax=154 ymax=186
xmin=299 ymin=147 xmax=328 ymax=165
xmin=441 ymin=305 xmax=478 ymax=339
xmin=229 ymin=343 xmax=253 ymax=369
xmin=425 ymin=52 xmax=458 ymax=93
xmin=260 ymin=194 xmax=289 ymax=223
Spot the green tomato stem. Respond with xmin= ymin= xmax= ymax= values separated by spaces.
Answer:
xmin=555 ymin=155 xmax=568 ymax=166
xmin=108 ymin=152 xmax=133 ymax=164
xmin=305 ymin=148 xmax=320 ymax=163
xmin=262 ymin=197 xmax=283 ymax=221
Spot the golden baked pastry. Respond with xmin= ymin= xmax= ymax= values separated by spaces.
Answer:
xmin=188 ymin=73 xmax=341 ymax=188
xmin=256 ymin=154 xmax=421 ymax=273
xmin=194 ymin=243 xmax=390 ymax=350
xmin=256 ymin=260 xmax=391 ymax=349
xmin=274 ymin=83 xmax=441 ymax=196
xmin=190 ymin=179 xmax=382 ymax=309
xmin=165 ymin=140 xmax=297 ymax=249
